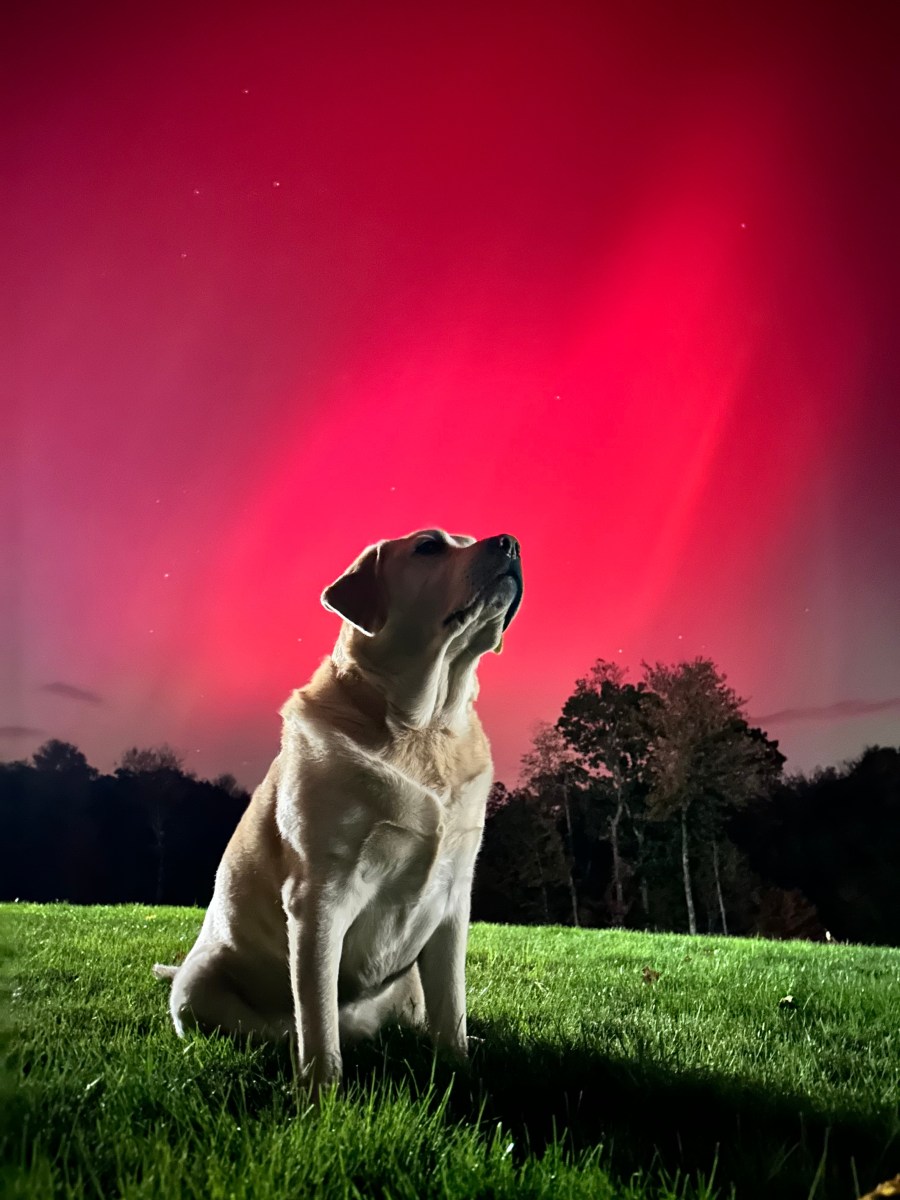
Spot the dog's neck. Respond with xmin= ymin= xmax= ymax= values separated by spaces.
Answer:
xmin=331 ymin=624 xmax=481 ymax=734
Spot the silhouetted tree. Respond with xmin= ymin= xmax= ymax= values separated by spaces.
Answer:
xmin=642 ymin=660 xmax=783 ymax=934
xmin=211 ymin=773 xmax=242 ymax=799
xmin=732 ymin=746 xmax=900 ymax=944
xmin=556 ymin=661 xmax=660 ymax=926
xmin=0 ymin=760 xmax=38 ymax=900
xmin=519 ymin=723 xmax=581 ymax=925
xmin=0 ymin=742 xmax=249 ymax=905
xmin=116 ymin=746 xmax=194 ymax=903
xmin=32 ymin=739 xmax=97 ymax=779
xmin=473 ymin=782 xmax=573 ymax=924
xmin=118 ymin=744 xmax=185 ymax=774
xmin=26 ymin=740 xmax=98 ymax=898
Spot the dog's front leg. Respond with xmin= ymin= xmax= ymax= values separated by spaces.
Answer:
xmin=284 ymin=880 xmax=345 ymax=1097
xmin=418 ymin=899 xmax=470 ymax=1059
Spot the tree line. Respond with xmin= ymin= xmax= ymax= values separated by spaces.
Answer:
xmin=1 ymin=656 xmax=897 ymax=944
xmin=471 ymin=658 xmax=899 ymax=946
xmin=0 ymin=742 xmax=249 ymax=907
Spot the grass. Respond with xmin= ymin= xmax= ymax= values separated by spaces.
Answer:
xmin=0 ymin=904 xmax=898 ymax=1199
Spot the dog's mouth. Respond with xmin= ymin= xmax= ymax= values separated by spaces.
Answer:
xmin=443 ymin=600 xmax=478 ymax=627
xmin=499 ymin=563 xmax=524 ymax=630
xmin=444 ymin=562 xmax=523 ymax=631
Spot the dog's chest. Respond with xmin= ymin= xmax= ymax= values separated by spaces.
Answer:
xmin=338 ymin=770 xmax=488 ymax=997
xmin=339 ymin=843 xmax=459 ymax=997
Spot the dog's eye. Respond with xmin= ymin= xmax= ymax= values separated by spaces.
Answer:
xmin=414 ymin=539 xmax=444 ymax=556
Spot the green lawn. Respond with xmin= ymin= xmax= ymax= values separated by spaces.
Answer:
xmin=1 ymin=904 xmax=897 ymax=1199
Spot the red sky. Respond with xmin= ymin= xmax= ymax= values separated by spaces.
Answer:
xmin=5 ymin=1 xmax=900 ymax=789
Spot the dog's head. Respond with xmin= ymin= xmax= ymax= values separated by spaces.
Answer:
xmin=321 ymin=529 xmax=523 ymax=659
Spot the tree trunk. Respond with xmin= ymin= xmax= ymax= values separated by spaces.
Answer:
xmin=150 ymin=798 xmax=167 ymax=905
xmin=561 ymin=787 xmax=580 ymax=927
xmin=535 ymin=851 xmax=549 ymax=922
xmin=680 ymin=808 xmax=697 ymax=935
xmin=609 ymin=792 xmax=626 ymax=926
xmin=566 ymin=869 xmax=580 ymax=928
xmin=712 ymin=838 xmax=728 ymax=935
xmin=154 ymin=826 xmax=166 ymax=905
xmin=630 ymin=811 xmax=650 ymax=921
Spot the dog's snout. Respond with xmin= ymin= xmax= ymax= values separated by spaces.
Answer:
xmin=489 ymin=534 xmax=520 ymax=560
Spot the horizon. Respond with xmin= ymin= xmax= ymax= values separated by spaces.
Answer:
xmin=6 ymin=642 xmax=899 ymax=793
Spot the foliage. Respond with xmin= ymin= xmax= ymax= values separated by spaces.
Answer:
xmin=509 ymin=658 xmax=791 ymax=939
xmin=32 ymin=739 xmax=97 ymax=778
xmin=473 ymin=783 xmax=574 ymax=924
xmin=117 ymin=743 xmax=186 ymax=774
xmin=731 ymin=746 xmax=900 ymax=945
xmin=641 ymin=660 xmax=784 ymax=934
xmin=642 ymin=660 xmax=783 ymax=822
xmin=0 ymin=742 xmax=249 ymax=906
xmin=556 ymin=661 xmax=660 ymax=926
xmin=2 ymin=905 xmax=898 ymax=1199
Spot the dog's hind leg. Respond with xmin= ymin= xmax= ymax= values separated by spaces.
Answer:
xmin=169 ymin=954 xmax=290 ymax=1042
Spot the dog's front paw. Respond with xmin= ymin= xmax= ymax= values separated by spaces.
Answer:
xmin=302 ymin=1053 xmax=343 ymax=1105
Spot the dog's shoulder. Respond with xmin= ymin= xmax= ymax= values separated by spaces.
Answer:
xmin=274 ymin=667 xmax=414 ymax=847
xmin=282 ymin=658 xmax=386 ymax=744
xmin=219 ymin=756 xmax=287 ymax=882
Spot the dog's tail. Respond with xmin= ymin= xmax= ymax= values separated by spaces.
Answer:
xmin=152 ymin=962 xmax=179 ymax=983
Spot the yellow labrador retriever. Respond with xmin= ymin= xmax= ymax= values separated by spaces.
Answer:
xmin=153 ymin=528 xmax=522 ymax=1093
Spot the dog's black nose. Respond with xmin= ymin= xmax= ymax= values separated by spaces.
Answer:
xmin=489 ymin=534 xmax=520 ymax=559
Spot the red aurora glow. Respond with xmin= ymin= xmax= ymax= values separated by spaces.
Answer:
xmin=5 ymin=2 xmax=899 ymax=786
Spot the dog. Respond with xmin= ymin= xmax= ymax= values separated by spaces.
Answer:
xmin=153 ymin=528 xmax=523 ymax=1094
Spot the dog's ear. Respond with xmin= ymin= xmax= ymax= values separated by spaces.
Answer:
xmin=321 ymin=543 xmax=385 ymax=636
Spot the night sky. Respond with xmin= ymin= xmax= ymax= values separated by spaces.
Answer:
xmin=6 ymin=1 xmax=899 ymax=789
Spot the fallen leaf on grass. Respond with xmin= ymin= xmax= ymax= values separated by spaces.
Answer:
xmin=858 ymin=1175 xmax=900 ymax=1198
xmin=642 ymin=966 xmax=661 ymax=985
